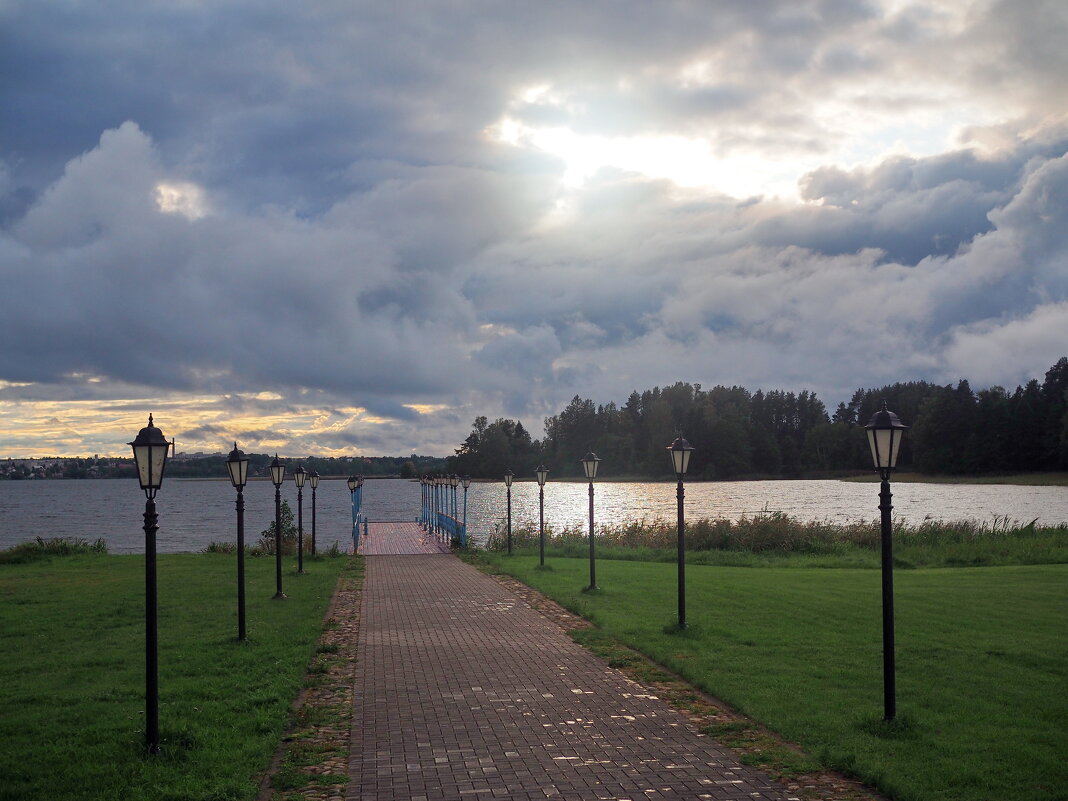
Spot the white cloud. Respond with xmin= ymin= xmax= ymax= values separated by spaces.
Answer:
xmin=1 ymin=1 xmax=1067 ymax=455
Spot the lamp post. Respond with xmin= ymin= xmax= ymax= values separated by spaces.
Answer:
xmin=865 ymin=401 xmax=908 ymax=722
xmin=308 ymin=470 xmax=319 ymax=555
xmin=225 ymin=442 xmax=250 ymax=641
xmin=451 ymin=474 xmax=460 ymax=520
xmin=269 ymin=455 xmax=286 ymax=599
xmin=581 ymin=452 xmax=601 ymax=591
xmin=668 ymin=437 xmax=694 ymax=629
xmin=461 ymin=475 xmax=472 ymax=546
xmin=294 ymin=465 xmax=306 ymax=574
xmin=536 ymin=464 xmax=549 ymax=566
xmin=129 ymin=414 xmax=170 ymax=755
xmin=504 ymin=469 xmax=514 ymax=555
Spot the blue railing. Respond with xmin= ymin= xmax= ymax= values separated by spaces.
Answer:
xmin=435 ymin=513 xmax=466 ymax=546
xmin=351 ymin=484 xmax=365 ymax=552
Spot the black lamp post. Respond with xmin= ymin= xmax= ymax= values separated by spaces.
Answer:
xmin=581 ymin=452 xmax=601 ymax=591
xmin=308 ymin=470 xmax=319 ymax=555
xmin=451 ymin=474 xmax=460 ymax=520
xmin=668 ymin=437 xmax=694 ymax=629
xmin=536 ymin=464 xmax=549 ymax=566
xmin=129 ymin=414 xmax=170 ymax=755
xmin=461 ymin=475 xmax=472 ymax=545
xmin=225 ymin=442 xmax=250 ymax=641
xmin=269 ymin=455 xmax=286 ymax=599
xmin=504 ymin=469 xmax=514 ymax=555
xmin=865 ymin=401 xmax=908 ymax=722
xmin=294 ymin=465 xmax=306 ymax=574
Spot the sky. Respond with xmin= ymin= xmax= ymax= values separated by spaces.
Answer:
xmin=1 ymin=0 xmax=1067 ymax=458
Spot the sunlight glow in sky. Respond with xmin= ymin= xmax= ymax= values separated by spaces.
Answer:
xmin=488 ymin=82 xmax=1006 ymax=201
xmin=1 ymin=0 xmax=1066 ymax=457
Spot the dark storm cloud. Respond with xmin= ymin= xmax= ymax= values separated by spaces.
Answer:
xmin=1 ymin=0 xmax=1067 ymax=455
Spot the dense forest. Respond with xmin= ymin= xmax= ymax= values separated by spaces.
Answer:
xmin=449 ymin=357 xmax=1068 ymax=480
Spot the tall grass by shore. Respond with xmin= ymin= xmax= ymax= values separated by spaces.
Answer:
xmin=486 ymin=513 xmax=1068 ymax=568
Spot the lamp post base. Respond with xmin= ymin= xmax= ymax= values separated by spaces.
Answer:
xmin=272 ymin=592 xmax=287 ymax=600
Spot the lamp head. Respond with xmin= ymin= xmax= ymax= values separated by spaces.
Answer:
xmin=580 ymin=452 xmax=601 ymax=480
xmin=535 ymin=464 xmax=549 ymax=487
xmin=129 ymin=414 xmax=169 ymax=499
xmin=269 ymin=454 xmax=285 ymax=488
xmin=667 ymin=436 xmax=695 ymax=478
xmin=865 ymin=401 xmax=909 ymax=478
xmin=225 ymin=441 xmax=249 ymax=489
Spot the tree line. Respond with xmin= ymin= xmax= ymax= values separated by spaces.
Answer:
xmin=1 ymin=453 xmax=451 ymax=481
xmin=449 ymin=357 xmax=1068 ymax=479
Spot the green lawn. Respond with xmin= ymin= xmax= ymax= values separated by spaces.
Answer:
xmin=477 ymin=553 xmax=1068 ymax=801
xmin=0 ymin=551 xmax=349 ymax=801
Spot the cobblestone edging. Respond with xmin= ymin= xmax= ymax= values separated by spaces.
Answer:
xmin=258 ymin=558 xmax=363 ymax=801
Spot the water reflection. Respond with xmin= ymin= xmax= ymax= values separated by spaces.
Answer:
xmin=0 ymin=477 xmax=1064 ymax=553
xmin=463 ymin=479 xmax=1068 ymax=546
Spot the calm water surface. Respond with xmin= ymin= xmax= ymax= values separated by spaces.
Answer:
xmin=0 ymin=477 xmax=1065 ymax=553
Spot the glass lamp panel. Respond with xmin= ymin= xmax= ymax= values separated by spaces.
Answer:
xmin=133 ymin=444 xmax=153 ymax=489
xmin=135 ymin=443 xmax=168 ymax=491
xmin=462 ymin=476 xmax=472 ymax=489
xmin=536 ymin=465 xmax=549 ymax=486
xmin=151 ymin=444 xmax=168 ymax=488
xmin=504 ymin=471 xmax=513 ymax=487
xmin=294 ymin=467 xmax=306 ymax=488
xmin=888 ymin=428 xmax=903 ymax=469
xmin=868 ymin=428 xmax=898 ymax=469
xmin=308 ymin=471 xmax=319 ymax=489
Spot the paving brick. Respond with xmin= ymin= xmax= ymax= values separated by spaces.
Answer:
xmin=347 ymin=528 xmax=796 ymax=800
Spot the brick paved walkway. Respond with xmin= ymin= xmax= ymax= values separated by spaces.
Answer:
xmin=347 ymin=550 xmax=798 ymax=801
xmin=358 ymin=522 xmax=450 ymax=555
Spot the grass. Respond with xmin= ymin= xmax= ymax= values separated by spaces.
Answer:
xmin=487 ymin=514 xmax=1068 ymax=569
xmin=471 ymin=552 xmax=1068 ymax=801
xmin=0 ymin=547 xmax=348 ymax=801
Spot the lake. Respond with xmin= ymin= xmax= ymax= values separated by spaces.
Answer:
xmin=1 ymin=477 xmax=1066 ymax=554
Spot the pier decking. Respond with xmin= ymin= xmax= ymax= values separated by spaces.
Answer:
xmin=356 ymin=521 xmax=451 ymax=555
